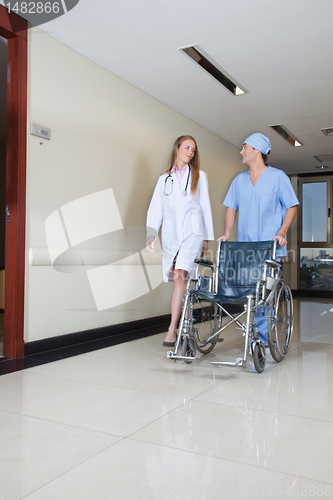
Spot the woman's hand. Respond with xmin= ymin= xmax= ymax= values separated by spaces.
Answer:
xmin=146 ymin=235 xmax=155 ymax=253
xmin=201 ymin=240 xmax=208 ymax=258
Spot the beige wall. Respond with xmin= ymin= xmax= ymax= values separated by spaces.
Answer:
xmin=25 ymin=28 xmax=244 ymax=342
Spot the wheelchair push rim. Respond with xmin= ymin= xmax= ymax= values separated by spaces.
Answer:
xmin=267 ymin=280 xmax=293 ymax=363
xmin=193 ymin=299 xmax=222 ymax=354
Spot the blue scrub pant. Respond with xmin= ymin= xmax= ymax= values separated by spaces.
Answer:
xmin=253 ymin=256 xmax=281 ymax=344
xmin=253 ymin=307 xmax=268 ymax=344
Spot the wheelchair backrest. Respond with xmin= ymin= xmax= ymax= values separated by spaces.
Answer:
xmin=216 ymin=240 xmax=276 ymax=300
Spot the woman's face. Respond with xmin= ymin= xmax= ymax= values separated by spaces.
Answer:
xmin=177 ymin=139 xmax=196 ymax=167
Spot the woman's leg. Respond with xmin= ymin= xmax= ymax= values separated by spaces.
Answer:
xmin=164 ymin=269 xmax=188 ymax=343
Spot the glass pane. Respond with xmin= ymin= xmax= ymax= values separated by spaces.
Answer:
xmin=302 ymin=182 xmax=327 ymax=242
xmin=300 ymin=247 xmax=333 ymax=289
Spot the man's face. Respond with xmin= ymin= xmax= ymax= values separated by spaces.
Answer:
xmin=240 ymin=143 xmax=258 ymax=164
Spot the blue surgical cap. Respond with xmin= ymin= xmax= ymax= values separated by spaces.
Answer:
xmin=243 ymin=133 xmax=271 ymax=154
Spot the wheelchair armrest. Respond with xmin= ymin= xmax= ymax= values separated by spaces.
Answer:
xmin=194 ymin=259 xmax=213 ymax=267
xmin=186 ymin=278 xmax=198 ymax=291
xmin=194 ymin=260 xmax=214 ymax=292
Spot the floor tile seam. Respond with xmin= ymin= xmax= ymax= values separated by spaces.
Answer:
xmin=280 ymin=340 xmax=316 ymax=360
xmin=72 ymin=396 xmax=191 ymax=433
xmin=123 ymin=402 xmax=193 ymax=440
xmin=299 ymin=320 xmax=333 ymax=339
xmin=19 ymin=438 xmax=128 ymax=500
xmin=297 ymin=337 xmax=333 ymax=349
xmin=296 ymin=313 xmax=333 ymax=337
xmin=171 ymin=397 xmax=333 ymax=425
xmin=82 ymin=352 xmax=168 ymax=367
xmin=2 ymin=369 xmax=205 ymax=405
xmin=283 ymin=341 xmax=332 ymax=361
xmin=0 ymin=407 xmax=129 ymax=438
xmin=191 ymin=398 xmax=333 ymax=424
xmin=125 ymin=436 xmax=333 ymax=484
xmin=185 ymin=370 xmax=241 ymax=403
xmin=18 ymin=364 xmax=242 ymax=398
xmin=0 ymin=407 xmax=62 ymax=423
xmin=0 ymin=407 xmax=53 ymax=421
xmin=26 ymin=351 xmax=168 ymax=370
xmin=17 ymin=367 xmax=169 ymax=393
xmin=0 ymin=369 xmax=203 ymax=408
xmin=5 ymin=397 xmax=328 ymax=432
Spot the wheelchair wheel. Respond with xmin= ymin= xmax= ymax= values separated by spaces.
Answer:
xmin=182 ymin=335 xmax=196 ymax=363
xmin=252 ymin=341 xmax=266 ymax=373
xmin=193 ymin=300 xmax=221 ymax=354
xmin=267 ymin=280 xmax=293 ymax=363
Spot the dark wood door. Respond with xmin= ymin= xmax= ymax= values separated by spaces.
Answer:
xmin=0 ymin=6 xmax=27 ymax=359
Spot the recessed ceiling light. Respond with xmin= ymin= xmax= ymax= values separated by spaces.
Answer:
xmin=316 ymin=165 xmax=329 ymax=169
xmin=321 ymin=128 xmax=333 ymax=136
xmin=314 ymin=154 xmax=333 ymax=163
xmin=270 ymin=125 xmax=303 ymax=147
xmin=179 ymin=45 xmax=248 ymax=96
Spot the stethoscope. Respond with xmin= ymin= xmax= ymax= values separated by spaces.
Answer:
xmin=164 ymin=166 xmax=191 ymax=196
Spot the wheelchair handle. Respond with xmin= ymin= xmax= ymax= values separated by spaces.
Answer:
xmin=194 ymin=259 xmax=214 ymax=267
xmin=265 ymin=259 xmax=281 ymax=268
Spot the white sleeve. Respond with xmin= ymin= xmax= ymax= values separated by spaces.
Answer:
xmin=199 ymin=171 xmax=214 ymax=240
xmin=146 ymin=176 xmax=164 ymax=239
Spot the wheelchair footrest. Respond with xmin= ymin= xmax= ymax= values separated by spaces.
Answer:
xmin=166 ymin=351 xmax=197 ymax=362
xmin=210 ymin=358 xmax=245 ymax=368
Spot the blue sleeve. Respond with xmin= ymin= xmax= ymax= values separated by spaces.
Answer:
xmin=223 ymin=176 xmax=240 ymax=210
xmin=278 ymin=171 xmax=299 ymax=210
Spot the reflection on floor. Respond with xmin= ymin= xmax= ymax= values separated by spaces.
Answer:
xmin=0 ymin=298 xmax=332 ymax=499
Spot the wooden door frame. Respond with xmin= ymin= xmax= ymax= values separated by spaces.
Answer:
xmin=0 ymin=6 xmax=27 ymax=359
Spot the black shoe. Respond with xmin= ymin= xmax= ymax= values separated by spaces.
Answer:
xmin=163 ymin=341 xmax=175 ymax=347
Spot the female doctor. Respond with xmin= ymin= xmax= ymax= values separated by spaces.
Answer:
xmin=146 ymin=135 xmax=214 ymax=346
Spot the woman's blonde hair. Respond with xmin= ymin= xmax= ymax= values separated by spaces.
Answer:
xmin=162 ymin=135 xmax=200 ymax=195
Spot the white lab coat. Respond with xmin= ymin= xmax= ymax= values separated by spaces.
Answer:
xmin=146 ymin=168 xmax=214 ymax=282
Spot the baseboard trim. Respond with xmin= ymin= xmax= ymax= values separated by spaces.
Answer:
xmin=24 ymin=314 xmax=171 ymax=357
xmin=24 ymin=303 xmax=243 ymax=358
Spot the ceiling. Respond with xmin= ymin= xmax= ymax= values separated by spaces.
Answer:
xmin=1 ymin=0 xmax=333 ymax=174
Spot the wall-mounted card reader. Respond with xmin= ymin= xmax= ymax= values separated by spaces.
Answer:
xmin=30 ymin=123 xmax=51 ymax=140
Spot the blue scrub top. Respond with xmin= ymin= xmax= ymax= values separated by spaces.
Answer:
xmin=223 ymin=166 xmax=299 ymax=256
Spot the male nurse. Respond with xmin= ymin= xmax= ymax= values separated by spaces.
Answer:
xmin=217 ymin=132 xmax=299 ymax=342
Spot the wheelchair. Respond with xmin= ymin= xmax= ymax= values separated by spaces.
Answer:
xmin=166 ymin=240 xmax=293 ymax=373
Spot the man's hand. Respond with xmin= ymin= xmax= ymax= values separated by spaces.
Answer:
xmin=217 ymin=208 xmax=236 ymax=243
xmin=217 ymin=234 xmax=229 ymax=242
xmin=273 ymin=206 xmax=297 ymax=247
xmin=273 ymin=234 xmax=287 ymax=247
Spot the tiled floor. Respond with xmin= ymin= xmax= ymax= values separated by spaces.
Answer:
xmin=0 ymin=299 xmax=332 ymax=499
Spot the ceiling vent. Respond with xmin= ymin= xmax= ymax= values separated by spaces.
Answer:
xmin=179 ymin=45 xmax=248 ymax=96
xmin=269 ymin=124 xmax=303 ymax=147
xmin=314 ymin=154 xmax=333 ymax=163
xmin=321 ymin=128 xmax=333 ymax=136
